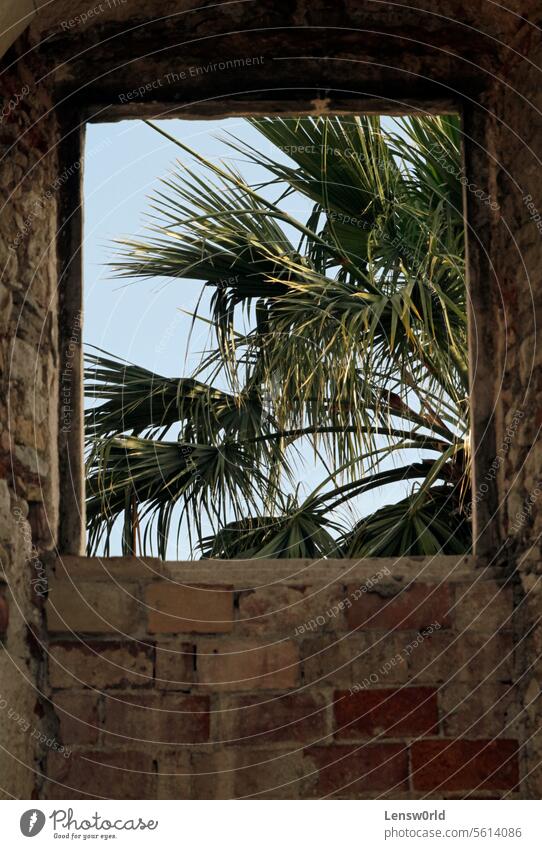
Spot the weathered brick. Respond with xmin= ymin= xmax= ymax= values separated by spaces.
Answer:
xmin=155 ymin=642 xmax=195 ymax=689
xmin=302 ymin=633 xmax=409 ymax=687
xmin=196 ymin=639 xmax=299 ymax=691
xmin=237 ymin=584 xmax=347 ymax=635
xmin=411 ymin=740 xmax=519 ymax=791
xmin=155 ymin=750 xmax=192 ymax=800
xmin=440 ymin=683 xmax=521 ymax=737
xmin=103 ymin=692 xmax=210 ymax=744
xmin=407 ymin=631 xmax=514 ymax=684
xmin=44 ymin=750 xmax=157 ymax=799
xmin=57 ymin=556 xmax=166 ymax=580
xmin=47 ymin=581 xmax=140 ymax=634
xmin=230 ymin=748 xmax=312 ymax=799
xmin=334 ymin=687 xmax=438 ymax=739
xmin=347 ymin=583 xmax=452 ymax=631
xmin=156 ymin=750 xmax=228 ymax=799
xmin=220 ymin=692 xmax=330 ymax=744
xmin=146 ymin=583 xmax=233 ymax=634
xmin=454 ymin=581 xmax=514 ymax=631
xmin=49 ymin=641 xmax=153 ymax=689
xmin=53 ymin=691 xmax=100 ymax=745
xmin=304 ymin=744 xmax=408 ymax=797
xmin=0 ymin=594 xmax=9 ymax=634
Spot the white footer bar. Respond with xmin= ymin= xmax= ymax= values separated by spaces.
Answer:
xmin=3 ymin=800 xmax=539 ymax=848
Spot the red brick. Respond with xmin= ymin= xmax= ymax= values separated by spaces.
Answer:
xmin=0 ymin=594 xmax=9 ymax=634
xmin=304 ymin=744 xmax=408 ymax=797
xmin=44 ymin=750 xmax=157 ymax=799
xmin=334 ymin=687 xmax=438 ymax=739
xmin=411 ymin=740 xmax=519 ymax=792
xmin=49 ymin=640 xmax=153 ymax=689
xmin=103 ymin=693 xmax=210 ymax=744
xmin=221 ymin=693 xmax=330 ymax=744
xmin=53 ymin=691 xmax=100 ymax=745
xmin=347 ymin=584 xmax=452 ymax=631
xmin=146 ymin=583 xmax=233 ymax=633
xmin=196 ymin=639 xmax=299 ymax=691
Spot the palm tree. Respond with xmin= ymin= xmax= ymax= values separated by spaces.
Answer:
xmin=85 ymin=114 xmax=470 ymax=559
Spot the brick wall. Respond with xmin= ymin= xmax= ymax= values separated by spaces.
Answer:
xmin=43 ymin=556 xmax=521 ymax=799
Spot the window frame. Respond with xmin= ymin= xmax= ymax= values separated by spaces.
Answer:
xmin=56 ymin=97 xmax=493 ymax=560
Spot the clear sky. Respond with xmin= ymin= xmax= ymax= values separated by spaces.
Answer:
xmin=83 ymin=118 xmax=415 ymax=557
xmin=83 ymin=118 xmax=301 ymax=378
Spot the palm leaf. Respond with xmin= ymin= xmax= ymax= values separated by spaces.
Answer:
xmin=85 ymin=115 xmax=471 ymax=559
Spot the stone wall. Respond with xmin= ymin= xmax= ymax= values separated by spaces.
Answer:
xmin=490 ymin=41 xmax=542 ymax=802
xmin=0 ymin=37 xmax=60 ymax=799
xmin=43 ymin=556 xmax=521 ymax=799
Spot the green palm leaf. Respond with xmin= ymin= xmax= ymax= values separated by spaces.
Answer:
xmin=85 ymin=114 xmax=471 ymax=559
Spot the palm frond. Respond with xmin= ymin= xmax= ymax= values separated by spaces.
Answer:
xmin=199 ymin=495 xmax=341 ymax=560
xmin=85 ymin=114 xmax=471 ymax=559
xmin=340 ymin=486 xmax=470 ymax=557
xmin=86 ymin=435 xmax=274 ymax=558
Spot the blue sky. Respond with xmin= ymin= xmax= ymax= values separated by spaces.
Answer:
xmin=83 ymin=118 xmax=313 ymax=377
xmin=83 ymin=118 xmax=415 ymax=557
